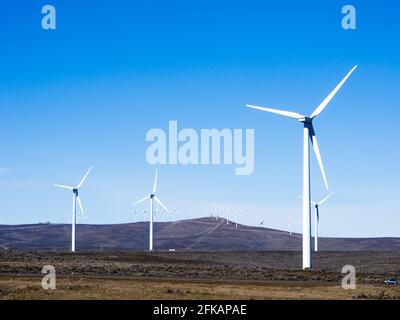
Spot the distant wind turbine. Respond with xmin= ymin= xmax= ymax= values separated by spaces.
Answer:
xmin=299 ymin=192 xmax=334 ymax=251
xmin=247 ymin=65 xmax=357 ymax=269
xmin=232 ymin=211 xmax=243 ymax=229
xmin=225 ymin=207 xmax=231 ymax=225
xmin=172 ymin=205 xmax=179 ymax=222
xmin=134 ymin=169 xmax=169 ymax=251
xmin=54 ymin=166 xmax=92 ymax=253
xmin=288 ymin=217 xmax=302 ymax=236
xmin=154 ymin=209 xmax=168 ymax=222
xmin=214 ymin=203 xmax=223 ymax=221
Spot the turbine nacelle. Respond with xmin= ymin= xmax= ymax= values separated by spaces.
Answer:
xmin=299 ymin=116 xmax=313 ymax=124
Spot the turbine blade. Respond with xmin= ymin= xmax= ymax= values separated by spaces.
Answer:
xmin=134 ymin=195 xmax=150 ymax=206
xmin=77 ymin=166 xmax=93 ymax=188
xmin=298 ymin=195 xmax=316 ymax=205
xmin=318 ymin=192 xmax=335 ymax=205
xmin=311 ymin=65 xmax=358 ymax=118
xmin=54 ymin=184 xmax=73 ymax=190
xmin=310 ymin=126 xmax=329 ymax=191
xmin=154 ymin=196 xmax=169 ymax=213
xmin=76 ymin=195 xmax=85 ymax=216
xmin=152 ymin=169 xmax=158 ymax=194
xmin=246 ymin=104 xmax=303 ymax=120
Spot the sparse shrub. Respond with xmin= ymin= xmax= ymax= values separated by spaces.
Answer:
xmin=378 ymin=290 xmax=388 ymax=300
xmin=355 ymin=293 xmax=368 ymax=299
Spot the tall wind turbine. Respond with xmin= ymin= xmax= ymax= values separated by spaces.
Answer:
xmin=246 ymin=65 xmax=357 ymax=269
xmin=299 ymin=192 xmax=334 ymax=252
xmin=54 ymin=166 xmax=92 ymax=253
xmin=134 ymin=169 xmax=169 ymax=251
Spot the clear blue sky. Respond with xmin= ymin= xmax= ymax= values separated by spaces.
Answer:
xmin=0 ymin=0 xmax=399 ymax=237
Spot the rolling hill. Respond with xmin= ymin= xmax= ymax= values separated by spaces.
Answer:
xmin=1 ymin=217 xmax=400 ymax=251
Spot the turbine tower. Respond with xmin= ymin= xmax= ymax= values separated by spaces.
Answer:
xmin=134 ymin=169 xmax=169 ymax=251
xmin=246 ymin=65 xmax=357 ymax=269
xmin=54 ymin=166 xmax=92 ymax=253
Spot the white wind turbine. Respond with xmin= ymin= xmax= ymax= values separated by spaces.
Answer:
xmin=214 ymin=203 xmax=223 ymax=221
xmin=54 ymin=166 xmax=92 ymax=253
xmin=299 ymin=192 xmax=334 ymax=252
xmin=134 ymin=169 xmax=169 ymax=251
xmin=288 ymin=217 xmax=302 ymax=236
xmin=225 ymin=207 xmax=232 ymax=225
xmin=246 ymin=65 xmax=357 ymax=269
xmin=172 ymin=205 xmax=179 ymax=222
xmin=154 ymin=209 xmax=168 ymax=222
xmin=232 ymin=211 xmax=243 ymax=229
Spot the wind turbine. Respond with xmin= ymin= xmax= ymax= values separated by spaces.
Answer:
xmin=288 ymin=217 xmax=302 ymax=236
xmin=54 ymin=166 xmax=92 ymax=253
xmin=225 ymin=208 xmax=231 ymax=225
xmin=172 ymin=205 xmax=179 ymax=222
xmin=246 ymin=65 xmax=357 ymax=269
xmin=214 ymin=203 xmax=223 ymax=221
xmin=232 ymin=211 xmax=243 ymax=229
xmin=134 ymin=169 xmax=169 ymax=251
xmin=299 ymin=192 xmax=334 ymax=252
xmin=154 ymin=209 xmax=168 ymax=222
